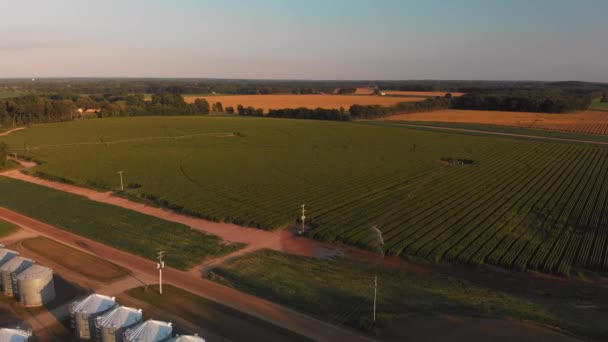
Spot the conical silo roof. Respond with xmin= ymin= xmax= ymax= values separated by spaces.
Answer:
xmin=71 ymin=294 xmax=116 ymax=314
xmin=96 ymin=306 xmax=142 ymax=328
xmin=0 ymin=248 xmax=18 ymax=266
xmin=0 ymin=256 xmax=33 ymax=272
xmin=16 ymin=264 xmax=53 ymax=281
xmin=124 ymin=320 xmax=172 ymax=341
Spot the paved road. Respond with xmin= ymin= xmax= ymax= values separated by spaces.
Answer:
xmin=385 ymin=122 xmax=608 ymax=145
xmin=0 ymin=207 xmax=374 ymax=342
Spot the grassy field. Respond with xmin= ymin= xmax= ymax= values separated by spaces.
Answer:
xmin=3 ymin=116 xmax=608 ymax=275
xmin=209 ymin=250 xmax=607 ymax=340
xmin=128 ymin=285 xmax=308 ymax=342
xmin=183 ymin=94 xmax=412 ymax=112
xmin=0 ymin=218 xmax=17 ymax=238
xmin=0 ymin=177 xmax=242 ymax=269
xmin=590 ymin=97 xmax=608 ymax=111
xmin=385 ymin=109 xmax=608 ymax=135
xmin=21 ymin=237 xmax=130 ymax=283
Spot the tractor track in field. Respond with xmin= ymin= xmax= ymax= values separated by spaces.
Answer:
xmin=8 ymin=132 xmax=235 ymax=152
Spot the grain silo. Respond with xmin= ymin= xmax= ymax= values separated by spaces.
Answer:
xmin=0 ymin=248 xmax=18 ymax=288
xmin=168 ymin=334 xmax=205 ymax=342
xmin=0 ymin=256 xmax=34 ymax=297
xmin=0 ymin=327 xmax=33 ymax=341
xmin=123 ymin=320 xmax=173 ymax=342
xmin=95 ymin=306 xmax=143 ymax=342
xmin=17 ymin=264 xmax=55 ymax=307
xmin=70 ymin=294 xmax=117 ymax=340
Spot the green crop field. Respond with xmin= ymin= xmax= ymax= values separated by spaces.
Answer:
xmin=0 ymin=177 xmax=242 ymax=269
xmin=0 ymin=219 xmax=17 ymax=238
xmin=209 ymin=250 xmax=608 ymax=340
xmin=3 ymin=116 xmax=608 ymax=275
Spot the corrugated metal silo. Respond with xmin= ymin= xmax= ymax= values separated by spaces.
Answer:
xmin=0 ymin=327 xmax=33 ymax=342
xmin=0 ymin=256 xmax=34 ymax=297
xmin=17 ymin=264 xmax=55 ymax=307
xmin=123 ymin=320 xmax=173 ymax=342
xmin=70 ymin=294 xmax=117 ymax=340
xmin=0 ymin=248 xmax=19 ymax=288
xmin=95 ymin=306 xmax=143 ymax=342
xmin=168 ymin=334 xmax=206 ymax=342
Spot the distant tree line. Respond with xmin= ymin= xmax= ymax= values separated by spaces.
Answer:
xmin=267 ymin=107 xmax=351 ymax=121
xmin=451 ymin=91 xmax=592 ymax=113
xmin=236 ymin=105 xmax=264 ymax=117
xmin=349 ymin=97 xmax=451 ymax=119
xmin=1 ymin=79 xmax=606 ymax=98
xmin=336 ymin=88 xmax=357 ymax=94
xmin=602 ymin=93 xmax=608 ymax=103
xmin=0 ymin=93 xmax=212 ymax=127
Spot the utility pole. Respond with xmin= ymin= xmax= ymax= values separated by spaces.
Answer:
xmin=300 ymin=204 xmax=306 ymax=235
xmin=370 ymin=224 xmax=384 ymax=324
xmin=117 ymin=171 xmax=124 ymax=191
xmin=156 ymin=251 xmax=165 ymax=295
xmin=373 ymin=275 xmax=378 ymax=323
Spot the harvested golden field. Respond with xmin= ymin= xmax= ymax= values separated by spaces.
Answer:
xmin=185 ymin=94 xmax=415 ymax=112
xmin=383 ymin=90 xmax=466 ymax=97
xmin=384 ymin=109 xmax=608 ymax=135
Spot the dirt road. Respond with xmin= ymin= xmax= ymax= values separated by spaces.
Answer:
xmin=0 ymin=127 xmax=25 ymax=137
xmin=1 ymin=159 xmax=347 ymax=262
xmin=0 ymin=207 xmax=373 ymax=342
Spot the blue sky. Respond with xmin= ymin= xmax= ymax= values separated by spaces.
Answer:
xmin=1 ymin=0 xmax=607 ymax=81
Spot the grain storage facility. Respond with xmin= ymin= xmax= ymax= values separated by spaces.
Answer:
xmin=17 ymin=264 xmax=55 ymax=307
xmin=0 ymin=248 xmax=18 ymax=288
xmin=123 ymin=320 xmax=173 ymax=342
xmin=0 ymin=256 xmax=34 ymax=297
xmin=70 ymin=294 xmax=117 ymax=340
xmin=95 ymin=306 xmax=143 ymax=342
xmin=0 ymin=327 xmax=33 ymax=341
xmin=168 ymin=334 xmax=206 ymax=342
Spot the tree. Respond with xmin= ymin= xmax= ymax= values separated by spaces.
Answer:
xmin=193 ymin=98 xmax=210 ymax=114
xmin=76 ymin=96 xmax=96 ymax=110
xmin=0 ymin=142 xmax=8 ymax=168
xmin=225 ymin=106 xmax=235 ymax=114
xmin=215 ymin=102 xmax=223 ymax=113
xmin=445 ymin=93 xmax=453 ymax=99
xmin=211 ymin=101 xmax=224 ymax=113
xmin=237 ymin=104 xmax=245 ymax=116
xmin=601 ymin=93 xmax=608 ymax=103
